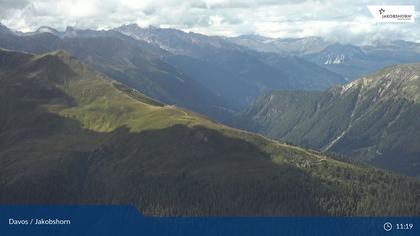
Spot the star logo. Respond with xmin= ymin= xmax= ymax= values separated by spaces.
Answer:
xmin=379 ymin=8 xmax=385 ymax=14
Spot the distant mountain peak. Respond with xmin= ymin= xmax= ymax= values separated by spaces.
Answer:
xmin=234 ymin=34 xmax=272 ymax=42
xmin=328 ymin=63 xmax=420 ymax=104
xmin=65 ymin=26 xmax=77 ymax=32
xmin=36 ymin=26 xmax=61 ymax=35
xmin=322 ymin=43 xmax=365 ymax=54
xmin=0 ymin=23 xmax=12 ymax=34
xmin=359 ymin=64 xmax=420 ymax=102
xmin=315 ymin=43 xmax=366 ymax=66
xmin=119 ymin=23 xmax=141 ymax=30
xmin=280 ymin=36 xmax=324 ymax=43
xmin=228 ymin=34 xmax=330 ymax=55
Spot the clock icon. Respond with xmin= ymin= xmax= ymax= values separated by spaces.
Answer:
xmin=384 ymin=222 xmax=393 ymax=231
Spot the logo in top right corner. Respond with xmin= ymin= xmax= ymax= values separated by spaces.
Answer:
xmin=368 ymin=5 xmax=415 ymax=23
xmin=379 ymin=8 xmax=385 ymax=15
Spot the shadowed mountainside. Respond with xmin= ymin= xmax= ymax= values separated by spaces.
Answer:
xmin=0 ymin=49 xmax=419 ymax=216
xmin=232 ymin=64 xmax=420 ymax=176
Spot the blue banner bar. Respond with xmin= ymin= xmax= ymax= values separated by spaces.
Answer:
xmin=0 ymin=205 xmax=419 ymax=236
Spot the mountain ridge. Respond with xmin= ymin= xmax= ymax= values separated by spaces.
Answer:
xmin=0 ymin=25 xmax=230 ymax=120
xmin=114 ymin=23 xmax=345 ymax=108
xmin=1 ymin=48 xmax=420 ymax=215
xmin=232 ymin=63 xmax=420 ymax=176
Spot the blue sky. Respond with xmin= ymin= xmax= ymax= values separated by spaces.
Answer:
xmin=1 ymin=0 xmax=419 ymax=44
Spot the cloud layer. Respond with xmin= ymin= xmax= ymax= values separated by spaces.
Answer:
xmin=1 ymin=0 xmax=419 ymax=44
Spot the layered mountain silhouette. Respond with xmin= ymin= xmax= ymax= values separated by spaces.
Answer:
xmin=228 ymin=35 xmax=330 ymax=56
xmin=0 ymin=23 xmax=345 ymax=121
xmin=233 ymin=64 xmax=420 ymax=176
xmin=0 ymin=23 xmax=228 ymax=120
xmin=228 ymin=33 xmax=420 ymax=81
xmin=116 ymin=24 xmax=345 ymax=108
xmin=1 ymin=20 xmax=420 ymax=216
xmin=1 ymin=48 xmax=419 ymax=216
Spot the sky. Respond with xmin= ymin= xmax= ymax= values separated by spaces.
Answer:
xmin=0 ymin=0 xmax=419 ymax=44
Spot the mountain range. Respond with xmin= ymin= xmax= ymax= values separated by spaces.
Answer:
xmin=3 ymin=23 xmax=420 ymax=122
xmin=229 ymin=34 xmax=420 ymax=81
xmin=0 ymin=48 xmax=419 ymax=216
xmin=232 ymin=63 xmax=420 ymax=176
xmin=1 ymin=21 xmax=420 ymax=216
xmin=228 ymin=35 xmax=330 ymax=56
xmin=0 ymin=23 xmax=230 ymax=120
xmin=0 ymin=23 xmax=347 ymax=121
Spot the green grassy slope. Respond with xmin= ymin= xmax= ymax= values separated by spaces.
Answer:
xmin=0 ymin=49 xmax=419 ymax=216
xmin=232 ymin=64 xmax=420 ymax=176
xmin=0 ymin=29 xmax=229 ymax=121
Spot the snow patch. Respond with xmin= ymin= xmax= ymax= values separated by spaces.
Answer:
xmin=324 ymin=54 xmax=345 ymax=64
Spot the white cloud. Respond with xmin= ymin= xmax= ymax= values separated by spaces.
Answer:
xmin=0 ymin=0 xmax=419 ymax=44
